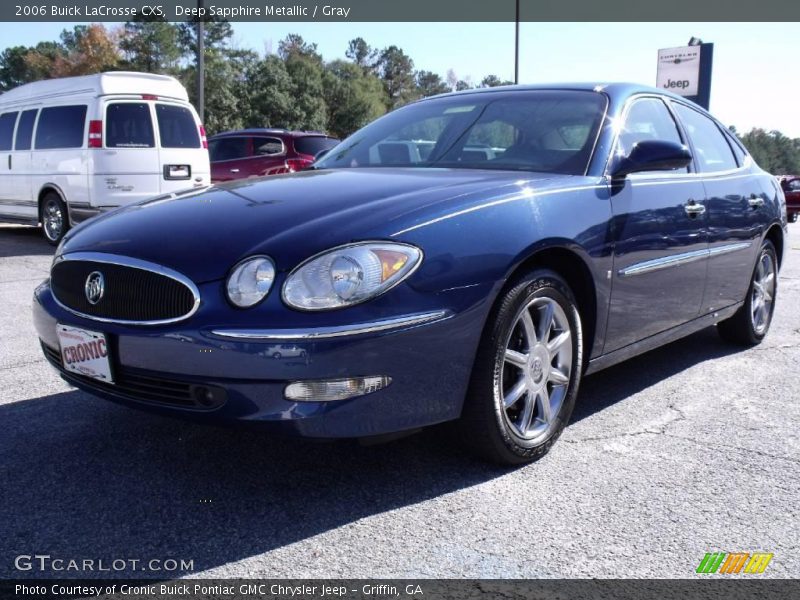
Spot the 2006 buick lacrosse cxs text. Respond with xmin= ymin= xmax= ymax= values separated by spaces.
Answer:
xmin=33 ymin=83 xmax=787 ymax=464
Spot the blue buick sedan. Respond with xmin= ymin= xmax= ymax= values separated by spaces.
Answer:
xmin=33 ymin=84 xmax=787 ymax=464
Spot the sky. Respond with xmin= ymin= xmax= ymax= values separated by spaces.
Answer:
xmin=2 ymin=21 xmax=799 ymax=136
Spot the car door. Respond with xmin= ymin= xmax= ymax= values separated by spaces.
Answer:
xmin=10 ymin=109 xmax=38 ymax=216
xmin=0 ymin=110 xmax=21 ymax=217
xmin=604 ymin=96 xmax=709 ymax=353
xmin=209 ymin=136 xmax=250 ymax=182
xmin=671 ymin=102 xmax=764 ymax=313
xmin=247 ymin=136 xmax=286 ymax=176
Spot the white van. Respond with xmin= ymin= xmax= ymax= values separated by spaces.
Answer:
xmin=0 ymin=71 xmax=210 ymax=244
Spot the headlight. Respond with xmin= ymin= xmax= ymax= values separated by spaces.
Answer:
xmin=226 ymin=256 xmax=276 ymax=308
xmin=283 ymin=242 xmax=422 ymax=310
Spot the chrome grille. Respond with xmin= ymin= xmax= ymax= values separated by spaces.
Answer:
xmin=50 ymin=253 xmax=199 ymax=325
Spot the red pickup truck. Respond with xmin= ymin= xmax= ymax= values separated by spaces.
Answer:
xmin=779 ymin=176 xmax=800 ymax=222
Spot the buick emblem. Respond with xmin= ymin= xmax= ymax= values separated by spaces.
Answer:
xmin=85 ymin=271 xmax=105 ymax=305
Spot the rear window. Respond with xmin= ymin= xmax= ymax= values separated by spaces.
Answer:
xmin=294 ymin=136 xmax=339 ymax=156
xmin=35 ymin=105 xmax=87 ymax=149
xmin=156 ymin=104 xmax=200 ymax=148
xmin=15 ymin=109 xmax=37 ymax=150
xmin=0 ymin=112 xmax=18 ymax=151
xmin=106 ymin=103 xmax=154 ymax=148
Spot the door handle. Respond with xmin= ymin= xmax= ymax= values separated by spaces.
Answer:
xmin=684 ymin=200 xmax=706 ymax=217
xmin=7 ymin=155 xmax=10 ymax=169
xmin=230 ymin=168 xmax=240 ymax=173
xmin=748 ymin=194 xmax=765 ymax=208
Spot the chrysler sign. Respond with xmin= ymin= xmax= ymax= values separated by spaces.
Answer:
xmin=656 ymin=45 xmax=701 ymax=96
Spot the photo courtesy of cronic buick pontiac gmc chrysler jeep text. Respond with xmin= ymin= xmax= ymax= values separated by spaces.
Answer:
xmin=33 ymin=83 xmax=787 ymax=464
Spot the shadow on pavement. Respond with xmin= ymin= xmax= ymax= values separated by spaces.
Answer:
xmin=0 ymin=325 xmax=745 ymax=578
xmin=0 ymin=225 xmax=53 ymax=258
xmin=573 ymin=326 xmax=744 ymax=422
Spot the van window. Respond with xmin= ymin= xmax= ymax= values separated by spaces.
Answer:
xmin=106 ymin=103 xmax=154 ymax=148
xmin=155 ymin=104 xmax=200 ymax=148
xmin=15 ymin=109 xmax=37 ymax=150
xmin=0 ymin=112 xmax=18 ymax=151
xmin=35 ymin=105 xmax=87 ymax=149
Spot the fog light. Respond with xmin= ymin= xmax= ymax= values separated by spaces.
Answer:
xmin=284 ymin=376 xmax=392 ymax=402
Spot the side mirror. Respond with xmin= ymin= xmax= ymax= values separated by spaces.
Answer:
xmin=313 ymin=148 xmax=331 ymax=162
xmin=611 ymin=140 xmax=693 ymax=178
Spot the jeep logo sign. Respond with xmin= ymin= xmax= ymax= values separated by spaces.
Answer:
xmin=656 ymin=46 xmax=700 ymax=97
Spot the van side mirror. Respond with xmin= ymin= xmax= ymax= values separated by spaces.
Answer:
xmin=611 ymin=140 xmax=693 ymax=178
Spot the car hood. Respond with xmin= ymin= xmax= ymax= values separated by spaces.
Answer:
xmin=61 ymin=168 xmax=567 ymax=282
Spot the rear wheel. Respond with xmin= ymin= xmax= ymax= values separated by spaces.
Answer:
xmin=717 ymin=240 xmax=778 ymax=345
xmin=40 ymin=192 xmax=69 ymax=246
xmin=459 ymin=269 xmax=583 ymax=465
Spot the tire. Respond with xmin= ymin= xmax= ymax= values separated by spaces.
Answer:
xmin=717 ymin=240 xmax=778 ymax=345
xmin=40 ymin=191 xmax=69 ymax=245
xmin=458 ymin=269 xmax=583 ymax=465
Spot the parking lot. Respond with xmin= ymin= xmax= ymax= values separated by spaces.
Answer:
xmin=0 ymin=222 xmax=797 ymax=579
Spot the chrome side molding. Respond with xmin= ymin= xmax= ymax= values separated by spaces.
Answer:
xmin=619 ymin=241 xmax=752 ymax=278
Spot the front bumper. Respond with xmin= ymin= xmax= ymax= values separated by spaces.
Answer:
xmin=33 ymin=280 xmax=490 ymax=438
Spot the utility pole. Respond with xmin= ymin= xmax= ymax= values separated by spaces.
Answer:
xmin=514 ymin=0 xmax=520 ymax=84
xmin=196 ymin=0 xmax=205 ymax=122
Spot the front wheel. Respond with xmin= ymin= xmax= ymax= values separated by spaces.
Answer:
xmin=458 ymin=269 xmax=583 ymax=465
xmin=717 ymin=240 xmax=778 ymax=345
xmin=40 ymin=192 xmax=69 ymax=245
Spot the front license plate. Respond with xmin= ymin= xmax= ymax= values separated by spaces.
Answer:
xmin=57 ymin=324 xmax=113 ymax=384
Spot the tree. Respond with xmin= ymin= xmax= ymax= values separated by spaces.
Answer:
xmin=278 ymin=33 xmax=321 ymax=65
xmin=323 ymin=60 xmax=387 ymax=138
xmin=244 ymin=55 xmax=304 ymax=129
xmin=480 ymin=74 xmax=512 ymax=87
xmin=415 ymin=70 xmax=449 ymax=98
xmin=738 ymin=128 xmax=800 ymax=174
xmin=375 ymin=45 xmax=416 ymax=109
xmin=345 ymin=37 xmax=376 ymax=71
xmin=118 ymin=18 xmax=183 ymax=74
xmin=50 ymin=24 xmax=120 ymax=77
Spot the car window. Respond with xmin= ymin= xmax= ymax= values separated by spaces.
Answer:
xmin=208 ymin=137 xmax=249 ymax=162
xmin=252 ymin=137 xmax=284 ymax=156
xmin=787 ymin=179 xmax=800 ymax=191
xmin=316 ymin=91 xmax=607 ymax=175
xmin=0 ymin=111 xmax=18 ymax=151
xmin=106 ymin=102 xmax=154 ymax=148
xmin=155 ymin=104 xmax=200 ymax=148
xmin=672 ymin=103 xmax=738 ymax=173
xmin=619 ymin=97 xmax=687 ymax=173
xmin=293 ymin=136 xmax=338 ymax=156
xmin=35 ymin=105 xmax=87 ymax=149
xmin=14 ymin=109 xmax=37 ymax=150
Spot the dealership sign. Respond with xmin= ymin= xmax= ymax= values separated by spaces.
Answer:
xmin=656 ymin=46 xmax=701 ymax=96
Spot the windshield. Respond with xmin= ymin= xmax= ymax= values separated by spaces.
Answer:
xmin=316 ymin=90 xmax=607 ymax=175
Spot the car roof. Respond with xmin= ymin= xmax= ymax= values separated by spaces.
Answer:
xmin=209 ymin=129 xmax=334 ymax=139
xmin=421 ymin=81 xmax=698 ymax=104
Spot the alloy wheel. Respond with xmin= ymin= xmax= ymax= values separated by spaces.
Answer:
xmin=500 ymin=296 xmax=573 ymax=443
xmin=751 ymin=251 xmax=776 ymax=334
xmin=43 ymin=199 xmax=63 ymax=242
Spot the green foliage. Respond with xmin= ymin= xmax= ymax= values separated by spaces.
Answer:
xmin=118 ymin=18 xmax=183 ymax=74
xmin=738 ymin=128 xmax=800 ymax=175
xmin=416 ymin=70 xmax=449 ymax=98
xmin=323 ymin=60 xmax=387 ymax=138
xmin=375 ymin=45 xmax=417 ymax=109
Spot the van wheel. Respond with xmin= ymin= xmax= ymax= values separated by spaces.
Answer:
xmin=40 ymin=192 xmax=69 ymax=245
xmin=458 ymin=269 xmax=583 ymax=465
xmin=717 ymin=240 xmax=778 ymax=345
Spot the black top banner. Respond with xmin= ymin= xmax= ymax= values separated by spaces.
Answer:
xmin=4 ymin=0 xmax=800 ymax=22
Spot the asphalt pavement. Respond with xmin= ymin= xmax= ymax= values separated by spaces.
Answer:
xmin=0 ymin=223 xmax=797 ymax=579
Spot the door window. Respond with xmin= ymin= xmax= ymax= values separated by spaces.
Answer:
xmin=672 ymin=103 xmax=738 ymax=173
xmin=106 ymin=103 xmax=155 ymax=148
xmin=208 ymin=137 xmax=249 ymax=162
xmin=35 ymin=105 xmax=87 ymax=149
xmin=619 ymin=98 xmax=687 ymax=173
xmin=155 ymin=104 xmax=200 ymax=148
xmin=293 ymin=136 xmax=338 ymax=157
xmin=0 ymin=112 xmax=19 ymax=151
xmin=14 ymin=109 xmax=37 ymax=150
